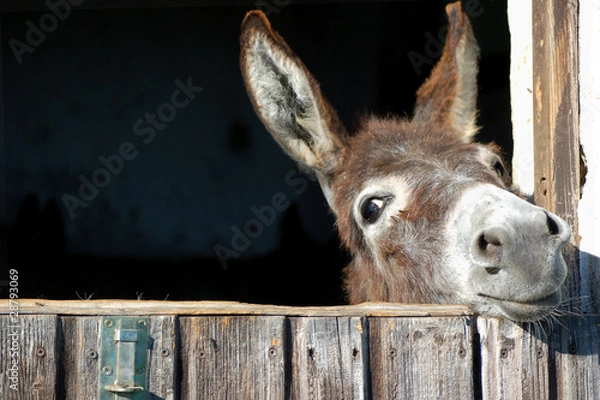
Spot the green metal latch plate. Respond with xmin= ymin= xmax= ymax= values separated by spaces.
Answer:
xmin=99 ymin=317 xmax=150 ymax=400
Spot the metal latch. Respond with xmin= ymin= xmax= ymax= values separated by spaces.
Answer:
xmin=99 ymin=317 xmax=150 ymax=400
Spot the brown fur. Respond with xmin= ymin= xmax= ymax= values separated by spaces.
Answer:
xmin=240 ymin=2 xmax=513 ymax=305
xmin=332 ymin=117 xmax=510 ymax=303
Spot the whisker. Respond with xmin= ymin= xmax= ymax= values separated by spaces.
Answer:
xmin=549 ymin=311 xmax=570 ymax=332
xmin=555 ymin=293 xmax=587 ymax=318
xmin=75 ymin=291 xmax=94 ymax=300
xmin=545 ymin=317 xmax=554 ymax=336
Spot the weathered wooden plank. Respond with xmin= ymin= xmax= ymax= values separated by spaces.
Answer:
xmin=578 ymin=0 xmax=600 ymax=314
xmin=180 ymin=316 xmax=286 ymax=400
xmin=0 ymin=315 xmax=58 ymax=399
xmin=149 ymin=315 xmax=181 ymax=400
xmin=369 ymin=316 xmax=474 ymax=400
xmin=532 ymin=0 xmax=581 ymax=311
xmin=148 ymin=316 xmax=179 ymax=400
xmin=61 ymin=316 xmax=102 ymax=400
xmin=550 ymin=316 xmax=600 ymax=400
xmin=61 ymin=316 xmax=178 ymax=400
xmin=479 ymin=317 xmax=551 ymax=400
xmin=480 ymin=316 xmax=600 ymax=400
xmin=289 ymin=317 xmax=368 ymax=400
xmin=1 ymin=299 xmax=472 ymax=317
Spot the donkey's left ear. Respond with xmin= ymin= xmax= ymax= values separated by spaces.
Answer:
xmin=413 ymin=1 xmax=480 ymax=142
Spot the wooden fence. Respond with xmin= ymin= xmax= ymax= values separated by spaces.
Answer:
xmin=1 ymin=300 xmax=598 ymax=399
xmin=1 ymin=2 xmax=599 ymax=400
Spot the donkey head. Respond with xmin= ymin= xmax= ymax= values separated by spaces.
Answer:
xmin=240 ymin=2 xmax=571 ymax=321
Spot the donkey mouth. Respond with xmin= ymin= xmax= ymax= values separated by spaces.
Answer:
xmin=477 ymin=291 xmax=562 ymax=321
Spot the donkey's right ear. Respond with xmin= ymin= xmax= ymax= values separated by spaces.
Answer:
xmin=240 ymin=11 xmax=347 ymax=178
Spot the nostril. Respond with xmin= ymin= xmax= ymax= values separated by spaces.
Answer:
xmin=545 ymin=212 xmax=560 ymax=235
xmin=485 ymin=267 xmax=501 ymax=275
xmin=473 ymin=227 xmax=507 ymax=266
xmin=474 ymin=230 xmax=505 ymax=272
xmin=478 ymin=232 xmax=502 ymax=254
xmin=478 ymin=234 xmax=487 ymax=251
xmin=476 ymin=231 xmax=504 ymax=267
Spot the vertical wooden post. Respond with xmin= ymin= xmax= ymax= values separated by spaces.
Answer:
xmin=532 ymin=0 xmax=581 ymax=311
xmin=532 ymin=2 xmax=600 ymax=398
xmin=578 ymin=0 xmax=600 ymax=313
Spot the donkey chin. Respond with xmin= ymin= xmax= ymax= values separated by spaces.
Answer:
xmin=446 ymin=183 xmax=572 ymax=322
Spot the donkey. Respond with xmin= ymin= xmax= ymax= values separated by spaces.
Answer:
xmin=239 ymin=2 xmax=571 ymax=321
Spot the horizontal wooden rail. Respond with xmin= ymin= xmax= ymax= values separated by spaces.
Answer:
xmin=0 ymin=299 xmax=472 ymax=317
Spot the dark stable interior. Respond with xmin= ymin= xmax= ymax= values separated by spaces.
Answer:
xmin=1 ymin=0 xmax=510 ymax=304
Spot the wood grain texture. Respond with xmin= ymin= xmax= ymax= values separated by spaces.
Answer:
xmin=148 ymin=316 xmax=179 ymax=400
xmin=1 ymin=311 xmax=599 ymax=399
xmin=1 ymin=299 xmax=472 ymax=317
xmin=479 ymin=317 xmax=551 ymax=400
xmin=480 ymin=316 xmax=600 ymax=400
xmin=532 ymin=0 xmax=581 ymax=311
xmin=369 ymin=316 xmax=474 ymax=400
xmin=578 ymin=0 xmax=600 ymax=315
xmin=550 ymin=316 xmax=600 ymax=400
xmin=531 ymin=2 xmax=600 ymax=397
xmin=180 ymin=316 xmax=286 ymax=400
xmin=289 ymin=317 xmax=368 ymax=400
xmin=60 ymin=316 xmax=102 ymax=400
xmin=0 ymin=315 xmax=58 ymax=400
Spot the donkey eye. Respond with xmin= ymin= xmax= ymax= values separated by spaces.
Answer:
xmin=493 ymin=160 xmax=506 ymax=177
xmin=361 ymin=198 xmax=387 ymax=223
